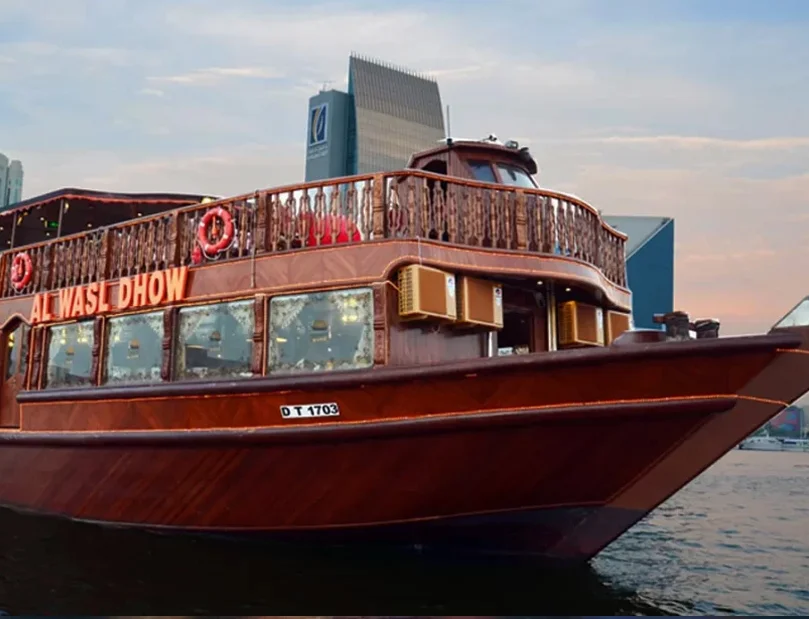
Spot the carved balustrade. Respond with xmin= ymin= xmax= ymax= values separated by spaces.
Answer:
xmin=0 ymin=171 xmax=627 ymax=298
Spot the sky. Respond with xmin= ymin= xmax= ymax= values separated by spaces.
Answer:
xmin=0 ymin=0 xmax=807 ymax=335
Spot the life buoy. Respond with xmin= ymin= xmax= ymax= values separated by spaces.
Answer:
xmin=9 ymin=252 xmax=33 ymax=292
xmin=301 ymin=213 xmax=361 ymax=247
xmin=197 ymin=206 xmax=235 ymax=256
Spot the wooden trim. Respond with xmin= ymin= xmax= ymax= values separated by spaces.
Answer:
xmin=372 ymin=283 xmax=388 ymax=365
xmin=16 ymin=330 xmax=800 ymax=404
xmin=90 ymin=316 xmax=104 ymax=385
xmin=0 ymin=239 xmax=634 ymax=321
xmin=160 ymin=307 xmax=177 ymax=381
xmin=36 ymin=326 xmax=51 ymax=389
xmin=3 ymin=396 xmax=735 ymax=446
xmin=251 ymin=294 xmax=266 ymax=376
xmin=255 ymin=192 xmax=268 ymax=253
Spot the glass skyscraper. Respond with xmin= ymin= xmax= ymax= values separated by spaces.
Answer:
xmin=304 ymin=54 xmax=446 ymax=181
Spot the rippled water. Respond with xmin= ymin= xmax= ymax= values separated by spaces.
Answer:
xmin=0 ymin=450 xmax=806 ymax=615
xmin=595 ymin=449 xmax=809 ymax=616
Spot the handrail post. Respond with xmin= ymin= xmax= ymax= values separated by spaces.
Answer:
xmin=167 ymin=212 xmax=182 ymax=267
xmin=255 ymin=192 xmax=268 ymax=253
xmin=99 ymin=229 xmax=113 ymax=280
xmin=371 ymin=173 xmax=386 ymax=239
xmin=515 ymin=190 xmax=527 ymax=250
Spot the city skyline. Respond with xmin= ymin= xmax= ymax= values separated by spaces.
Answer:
xmin=1 ymin=0 xmax=807 ymax=335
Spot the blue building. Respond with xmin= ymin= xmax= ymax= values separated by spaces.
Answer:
xmin=603 ymin=215 xmax=675 ymax=329
xmin=305 ymin=54 xmax=446 ymax=182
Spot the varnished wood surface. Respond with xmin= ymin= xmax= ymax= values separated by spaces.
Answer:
xmin=16 ymin=347 xmax=777 ymax=432
xmin=0 ymin=327 xmax=806 ymax=561
xmin=0 ymin=399 xmax=719 ymax=530
xmin=16 ymin=329 xmax=800 ymax=407
xmin=0 ymin=238 xmax=632 ymax=330
xmin=2 ymin=397 xmax=736 ymax=445
xmin=546 ymin=329 xmax=809 ymax=560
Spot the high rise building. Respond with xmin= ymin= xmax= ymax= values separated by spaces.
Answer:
xmin=0 ymin=154 xmax=24 ymax=210
xmin=6 ymin=160 xmax=23 ymax=206
xmin=603 ymin=215 xmax=675 ymax=329
xmin=304 ymin=54 xmax=446 ymax=182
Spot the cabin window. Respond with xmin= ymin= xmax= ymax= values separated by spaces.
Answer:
xmin=268 ymin=288 xmax=374 ymax=374
xmin=496 ymin=163 xmax=537 ymax=189
xmin=173 ymin=299 xmax=254 ymax=381
xmin=773 ymin=296 xmax=809 ymax=329
xmin=467 ymin=160 xmax=497 ymax=184
xmin=45 ymin=320 xmax=95 ymax=388
xmin=103 ymin=311 xmax=164 ymax=385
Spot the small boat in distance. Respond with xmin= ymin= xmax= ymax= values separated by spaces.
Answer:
xmin=0 ymin=136 xmax=808 ymax=564
xmin=739 ymin=405 xmax=808 ymax=451
xmin=739 ymin=434 xmax=787 ymax=451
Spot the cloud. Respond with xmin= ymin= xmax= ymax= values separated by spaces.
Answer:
xmin=137 ymin=88 xmax=164 ymax=97
xmin=148 ymin=66 xmax=285 ymax=86
xmin=579 ymin=135 xmax=809 ymax=151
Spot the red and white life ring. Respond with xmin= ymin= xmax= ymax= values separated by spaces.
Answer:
xmin=197 ymin=206 xmax=235 ymax=256
xmin=10 ymin=252 xmax=33 ymax=292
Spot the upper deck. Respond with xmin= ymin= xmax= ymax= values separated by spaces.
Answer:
xmin=0 ymin=139 xmax=627 ymax=306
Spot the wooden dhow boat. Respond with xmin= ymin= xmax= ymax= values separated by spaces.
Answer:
xmin=0 ymin=137 xmax=807 ymax=564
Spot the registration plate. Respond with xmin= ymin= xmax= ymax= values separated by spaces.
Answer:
xmin=280 ymin=402 xmax=340 ymax=419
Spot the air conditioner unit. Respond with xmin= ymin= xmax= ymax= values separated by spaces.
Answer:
xmin=397 ymin=264 xmax=458 ymax=322
xmin=455 ymin=275 xmax=504 ymax=329
xmin=558 ymin=301 xmax=604 ymax=348
xmin=605 ymin=310 xmax=632 ymax=345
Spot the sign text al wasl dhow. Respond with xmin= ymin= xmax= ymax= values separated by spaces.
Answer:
xmin=29 ymin=266 xmax=189 ymax=325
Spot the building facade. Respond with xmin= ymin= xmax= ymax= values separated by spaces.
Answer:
xmin=603 ymin=215 xmax=675 ymax=329
xmin=305 ymin=54 xmax=446 ymax=182
xmin=0 ymin=154 xmax=24 ymax=210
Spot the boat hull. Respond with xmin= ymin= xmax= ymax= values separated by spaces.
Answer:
xmin=3 ymin=328 xmax=809 ymax=563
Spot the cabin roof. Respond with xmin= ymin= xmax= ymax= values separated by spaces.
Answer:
xmin=407 ymin=137 xmax=539 ymax=175
xmin=0 ymin=187 xmax=216 ymax=217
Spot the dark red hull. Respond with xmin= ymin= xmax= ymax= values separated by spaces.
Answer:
xmin=2 ymin=327 xmax=808 ymax=563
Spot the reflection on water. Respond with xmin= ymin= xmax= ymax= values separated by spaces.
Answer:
xmin=0 ymin=450 xmax=807 ymax=615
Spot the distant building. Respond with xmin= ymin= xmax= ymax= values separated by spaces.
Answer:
xmin=304 ymin=54 xmax=446 ymax=182
xmin=603 ymin=215 xmax=675 ymax=329
xmin=0 ymin=154 xmax=24 ymax=210
xmin=7 ymin=160 xmax=23 ymax=206
xmin=768 ymin=405 xmax=806 ymax=438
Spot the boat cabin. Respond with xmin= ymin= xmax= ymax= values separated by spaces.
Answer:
xmin=0 ymin=135 xmax=636 ymax=430
xmin=408 ymin=134 xmax=540 ymax=188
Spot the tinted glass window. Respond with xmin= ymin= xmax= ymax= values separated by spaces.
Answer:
xmin=268 ymin=288 xmax=374 ymax=374
xmin=104 ymin=311 xmax=164 ymax=385
xmin=496 ymin=163 xmax=537 ymax=188
xmin=174 ymin=300 xmax=254 ymax=380
xmin=46 ymin=321 xmax=95 ymax=388
xmin=773 ymin=297 xmax=809 ymax=329
xmin=467 ymin=160 xmax=497 ymax=183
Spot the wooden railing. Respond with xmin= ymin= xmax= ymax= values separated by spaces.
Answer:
xmin=0 ymin=171 xmax=627 ymax=299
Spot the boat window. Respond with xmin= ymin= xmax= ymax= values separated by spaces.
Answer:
xmin=174 ymin=299 xmax=254 ymax=381
xmin=268 ymin=288 xmax=374 ymax=374
xmin=772 ymin=296 xmax=809 ymax=329
xmin=496 ymin=163 xmax=537 ymax=189
xmin=467 ymin=160 xmax=497 ymax=184
xmin=45 ymin=320 xmax=95 ymax=388
xmin=103 ymin=310 xmax=165 ymax=385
